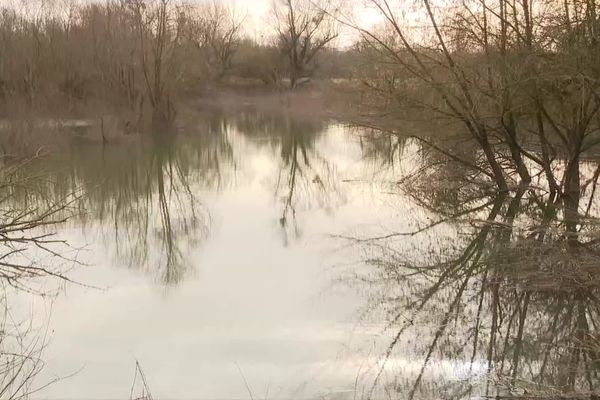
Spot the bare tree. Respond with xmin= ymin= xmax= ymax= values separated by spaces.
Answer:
xmin=127 ymin=0 xmax=186 ymax=124
xmin=353 ymin=0 xmax=600 ymax=202
xmin=0 ymin=153 xmax=85 ymax=399
xmin=0 ymin=295 xmax=74 ymax=400
xmin=186 ymin=1 xmax=243 ymax=82
xmin=346 ymin=1 xmax=600 ymax=396
xmin=272 ymin=0 xmax=339 ymax=88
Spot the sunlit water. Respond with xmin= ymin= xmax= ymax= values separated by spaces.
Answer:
xmin=12 ymin=109 xmax=435 ymax=400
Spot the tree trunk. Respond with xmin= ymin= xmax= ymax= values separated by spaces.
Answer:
xmin=480 ymin=133 xmax=509 ymax=192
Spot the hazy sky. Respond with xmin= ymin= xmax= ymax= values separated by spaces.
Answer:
xmin=0 ymin=0 xmax=386 ymax=46
xmin=230 ymin=0 xmax=384 ymax=46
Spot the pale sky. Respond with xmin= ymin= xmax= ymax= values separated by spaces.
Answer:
xmin=230 ymin=0 xmax=384 ymax=47
xmin=1 ymin=0 xmax=386 ymax=47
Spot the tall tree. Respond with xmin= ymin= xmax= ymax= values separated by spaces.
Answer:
xmin=186 ymin=1 xmax=243 ymax=82
xmin=272 ymin=0 xmax=339 ymax=88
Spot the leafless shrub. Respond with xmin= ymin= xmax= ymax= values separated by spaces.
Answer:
xmin=0 ymin=150 xmax=85 ymax=399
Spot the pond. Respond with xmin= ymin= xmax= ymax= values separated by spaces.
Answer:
xmin=7 ymin=107 xmax=600 ymax=399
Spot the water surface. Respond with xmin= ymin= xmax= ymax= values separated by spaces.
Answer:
xmin=15 ymin=109 xmax=412 ymax=400
xmin=11 ymin=108 xmax=599 ymax=400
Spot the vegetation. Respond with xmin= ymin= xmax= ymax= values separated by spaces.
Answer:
xmin=332 ymin=0 xmax=600 ymax=397
xmin=272 ymin=0 xmax=341 ymax=88
xmin=0 ymin=0 xmax=349 ymax=127
xmin=354 ymin=0 xmax=600 ymax=196
xmin=0 ymin=153 xmax=82 ymax=399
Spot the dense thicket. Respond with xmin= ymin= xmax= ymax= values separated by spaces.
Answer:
xmin=0 ymin=0 xmax=352 ymax=124
xmin=358 ymin=0 xmax=600 ymax=201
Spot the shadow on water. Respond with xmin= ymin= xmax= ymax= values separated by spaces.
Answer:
xmin=344 ymin=132 xmax=600 ymax=399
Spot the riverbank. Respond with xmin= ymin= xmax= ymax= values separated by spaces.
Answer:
xmin=0 ymin=81 xmax=366 ymax=155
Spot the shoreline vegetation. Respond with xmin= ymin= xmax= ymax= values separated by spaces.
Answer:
xmin=0 ymin=81 xmax=361 ymax=156
xmin=0 ymin=0 xmax=354 ymax=138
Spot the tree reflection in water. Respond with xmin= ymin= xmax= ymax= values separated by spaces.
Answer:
xmin=274 ymin=116 xmax=341 ymax=245
xmin=347 ymin=133 xmax=600 ymax=399
xmin=3 ymin=117 xmax=237 ymax=285
xmin=4 ymin=108 xmax=349 ymax=281
xmin=228 ymin=107 xmax=344 ymax=245
xmin=85 ymin=117 xmax=240 ymax=284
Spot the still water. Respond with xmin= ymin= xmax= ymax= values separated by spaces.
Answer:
xmin=15 ymin=109 xmax=420 ymax=400
xmin=10 ymin=108 xmax=600 ymax=400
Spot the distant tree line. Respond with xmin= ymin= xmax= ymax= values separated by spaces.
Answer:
xmin=0 ymin=0 xmax=358 ymax=125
